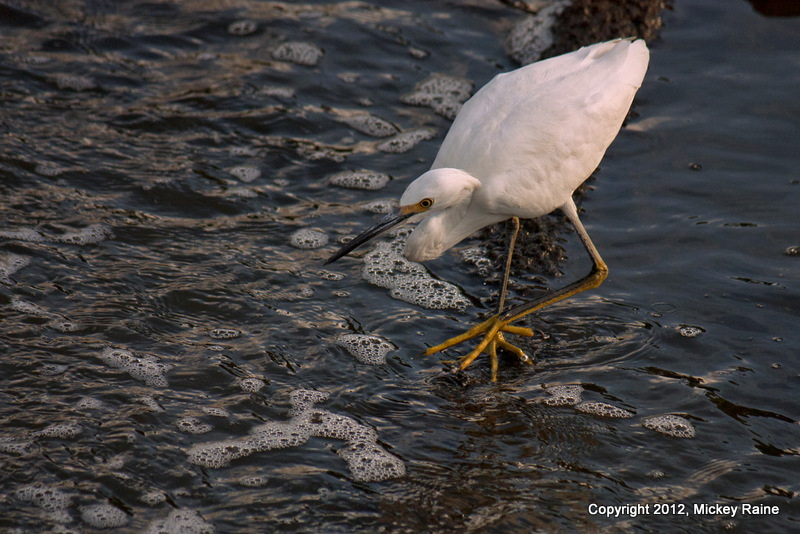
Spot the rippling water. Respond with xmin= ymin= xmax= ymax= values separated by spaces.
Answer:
xmin=2 ymin=0 xmax=799 ymax=532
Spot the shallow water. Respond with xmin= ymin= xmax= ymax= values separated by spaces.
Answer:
xmin=2 ymin=0 xmax=799 ymax=532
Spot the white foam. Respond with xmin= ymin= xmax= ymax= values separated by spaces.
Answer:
xmin=361 ymin=238 xmax=468 ymax=310
xmin=239 ymin=377 xmax=266 ymax=392
xmin=318 ymin=270 xmax=345 ymax=281
xmin=144 ymin=509 xmax=215 ymax=534
xmin=575 ymin=401 xmax=635 ymax=419
xmin=541 ymin=385 xmax=583 ymax=406
xmin=337 ymin=113 xmax=399 ymax=137
xmin=33 ymin=422 xmax=83 ymax=439
xmin=642 ymin=414 xmax=696 ymax=438
xmin=208 ymin=328 xmax=241 ymax=340
xmin=140 ymin=491 xmax=167 ymax=506
xmin=98 ymin=347 xmax=173 ymax=387
xmin=272 ymin=41 xmax=324 ymax=66
xmin=228 ymin=20 xmax=258 ymax=36
xmin=0 ymin=436 xmax=34 ymax=455
xmin=55 ymin=224 xmax=112 ymax=245
xmin=0 ymin=252 xmax=30 ymax=282
xmin=75 ymin=397 xmax=104 ymax=410
xmin=362 ymin=199 xmax=397 ymax=214
xmin=229 ymin=165 xmax=261 ymax=183
xmin=35 ymin=162 xmax=65 ymax=176
xmin=201 ymin=406 xmax=230 ymax=417
xmin=377 ymin=128 xmax=437 ymax=153
xmin=335 ymin=334 xmax=395 ymax=365
xmin=0 ymin=224 xmax=110 ymax=245
xmin=186 ymin=389 xmax=405 ymax=482
xmin=80 ymin=503 xmax=128 ymax=528
xmin=240 ymin=475 xmax=269 ymax=487
xmin=678 ymin=325 xmax=704 ymax=338
xmin=330 ymin=170 xmax=391 ymax=191
xmin=505 ymin=2 xmax=566 ymax=65
xmin=0 ymin=228 xmax=46 ymax=242
xmin=177 ymin=417 xmax=213 ymax=435
xmin=289 ymin=228 xmax=329 ymax=249
xmin=53 ymin=74 xmax=96 ymax=91
xmin=16 ymin=483 xmax=72 ymax=523
xmin=401 ymin=74 xmax=473 ymax=119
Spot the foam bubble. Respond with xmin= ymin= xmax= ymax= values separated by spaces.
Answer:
xmin=0 ymin=436 xmax=35 ymax=455
xmin=318 ymin=270 xmax=345 ymax=281
xmin=187 ymin=439 xmax=255 ymax=468
xmin=81 ymin=503 xmax=128 ymax=528
xmin=252 ymin=285 xmax=315 ymax=302
xmin=337 ymin=441 xmax=406 ymax=483
xmin=401 ymin=74 xmax=473 ymax=119
xmin=187 ymin=389 xmax=404 ymax=482
xmin=337 ymin=113 xmax=399 ymax=137
xmin=541 ymin=385 xmax=583 ymax=406
xmin=35 ymin=162 xmax=65 ymax=176
xmin=137 ymin=395 xmax=166 ymax=412
xmin=201 ymin=406 xmax=230 ymax=417
xmin=229 ymin=146 xmax=258 ymax=157
xmin=33 ymin=422 xmax=83 ymax=439
xmin=263 ymin=86 xmax=295 ymax=98
xmin=98 ymin=347 xmax=173 ymax=387
xmin=177 ymin=417 xmax=213 ymax=435
xmin=0 ymin=228 xmax=46 ymax=242
xmin=16 ymin=483 xmax=72 ymax=523
xmin=239 ymin=377 xmax=266 ymax=392
xmin=53 ymin=74 xmax=96 ymax=91
xmin=11 ymin=297 xmax=49 ymax=316
xmin=289 ymin=389 xmax=330 ymax=412
xmin=0 ymin=252 xmax=30 ymax=282
xmin=361 ymin=240 xmax=468 ymax=310
xmin=330 ymin=170 xmax=391 ymax=191
xmin=678 ymin=325 xmax=704 ymax=338
xmin=228 ymin=20 xmax=258 ymax=36
xmin=505 ymin=3 xmax=565 ymax=65
xmin=643 ymin=414 xmax=696 ymax=438
xmin=208 ymin=328 xmax=241 ymax=340
xmin=240 ymin=475 xmax=269 ymax=487
xmin=140 ymin=491 xmax=167 ymax=506
xmin=460 ymin=246 xmax=492 ymax=276
xmin=377 ymin=128 xmax=437 ymax=153
xmin=229 ymin=165 xmax=261 ymax=183
xmin=575 ymin=401 xmax=634 ymax=419
xmin=289 ymin=228 xmax=329 ymax=249
xmin=363 ymin=199 xmax=397 ymax=214
xmin=335 ymin=334 xmax=395 ymax=365
xmin=144 ymin=509 xmax=215 ymax=534
xmin=55 ymin=224 xmax=112 ymax=245
xmin=272 ymin=41 xmax=323 ymax=66
xmin=75 ymin=397 xmax=104 ymax=410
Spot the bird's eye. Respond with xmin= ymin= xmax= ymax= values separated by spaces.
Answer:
xmin=419 ymin=198 xmax=433 ymax=209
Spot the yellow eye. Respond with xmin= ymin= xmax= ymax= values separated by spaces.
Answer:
xmin=419 ymin=198 xmax=433 ymax=209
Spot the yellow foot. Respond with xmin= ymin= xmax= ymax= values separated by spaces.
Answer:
xmin=424 ymin=315 xmax=535 ymax=382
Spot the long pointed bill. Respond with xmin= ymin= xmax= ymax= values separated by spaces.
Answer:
xmin=325 ymin=209 xmax=413 ymax=265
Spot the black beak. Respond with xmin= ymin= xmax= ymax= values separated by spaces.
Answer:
xmin=325 ymin=209 xmax=413 ymax=265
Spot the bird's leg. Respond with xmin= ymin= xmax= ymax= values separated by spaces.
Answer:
xmin=427 ymin=216 xmax=535 ymax=381
xmin=425 ymin=198 xmax=607 ymax=382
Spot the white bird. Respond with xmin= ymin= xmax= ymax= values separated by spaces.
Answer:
xmin=327 ymin=38 xmax=650 ymax=381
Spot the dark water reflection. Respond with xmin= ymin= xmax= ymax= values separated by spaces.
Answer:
xmin=2 ymin=0 xmax=800 ymax=532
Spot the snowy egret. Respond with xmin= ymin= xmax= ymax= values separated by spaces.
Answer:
xmin=327 ymin=38 xmax=650 ymax=381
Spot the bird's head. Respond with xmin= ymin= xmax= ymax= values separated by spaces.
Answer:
xmin=325 ymin=168 xmax=480 ymax=264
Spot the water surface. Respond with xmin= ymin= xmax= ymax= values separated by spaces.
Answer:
xmin=2 ymin=0 xmax=799 ymax=532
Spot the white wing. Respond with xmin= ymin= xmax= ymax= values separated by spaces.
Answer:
xmin=431 ymin=38 xmax=649 ymax=218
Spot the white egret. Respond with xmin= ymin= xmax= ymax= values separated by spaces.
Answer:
xmin=327 ymin=38 xmax=650 ymax=381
